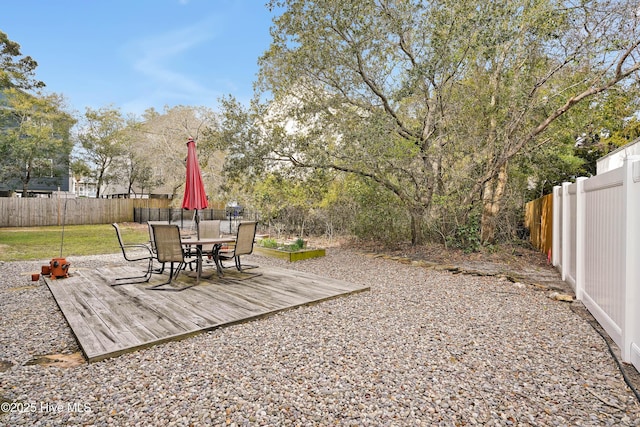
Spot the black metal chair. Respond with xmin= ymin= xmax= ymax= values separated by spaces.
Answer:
xmin=112 ymin=223 xmax=154 ymax=286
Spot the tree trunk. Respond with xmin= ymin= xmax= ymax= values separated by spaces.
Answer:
xmin=96 ymin=170 xmax=105 ymax=198
xmin=409 ymin=207 xmax=425 ymax=245
xmin=480 ymin=162 xmax=508 ymax=244
xmin=21 ymin=163 xmax=32 ymax=197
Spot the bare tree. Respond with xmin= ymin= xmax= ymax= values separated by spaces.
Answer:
xmin=136 ymin=106 xmax=223 ymax=202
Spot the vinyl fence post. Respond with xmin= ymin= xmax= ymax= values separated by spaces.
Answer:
xmin=561 ymin=182 xmax=570 ymax=281
xmin=623 ymin=156 xmax=640 ymax=365
xmin=552 ymin=185 xmax=561 ymax=267
xmin=574 ymin=177 xmax=587 ymax=301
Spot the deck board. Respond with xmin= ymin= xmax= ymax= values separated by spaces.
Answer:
xmin=44 ymin=265 xmax=369 ymax=362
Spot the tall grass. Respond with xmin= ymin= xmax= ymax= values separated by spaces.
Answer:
xmin=0 ymin=224 xmax=149 ymax=262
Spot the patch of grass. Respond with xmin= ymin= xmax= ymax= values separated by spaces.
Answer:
xmin=0 ymin=223 xmax=149 ymax=262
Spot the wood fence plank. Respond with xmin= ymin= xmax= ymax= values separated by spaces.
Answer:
xmin=0 ymin=198 xmax=171 ymax=227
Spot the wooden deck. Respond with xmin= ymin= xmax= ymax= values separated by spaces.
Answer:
xmin=44 ymin=264 xmax=369 ymax=362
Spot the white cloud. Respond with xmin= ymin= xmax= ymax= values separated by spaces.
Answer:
xmin=121 ymin=16 xmax=222 ymax=111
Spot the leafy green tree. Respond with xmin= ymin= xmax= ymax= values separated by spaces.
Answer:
xmin=208 ymin=96 xmax=270 ymax=184
xmin=0 ymin=32 xmax=72 ymax=196
xmin=0 ymin=31 xmax=44 ymax=91
xmin=314 ymin=175 xmax=360 ymax=239
xmin=249 ymin=0 xmax=640 ymax=245
xmin=76 ymin=106 xmax=128 ymax=197
xmin=455 ymin=0 xmax=640 ymax=242
xmin=115 ymin=117 xmax=156 ymax=198
xmin=0 ymin=89 xmax=74 ymax=195
xmin=251 ymin=169 xmax=336 ymax=237
xmin=254 ymin=0 xmax=480 ymax=244
xmin=70 ymin=158 xmax=91 ymax=181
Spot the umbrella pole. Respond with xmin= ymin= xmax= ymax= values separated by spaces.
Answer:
xmin=195 ymin=209 xmax=200 ymax=240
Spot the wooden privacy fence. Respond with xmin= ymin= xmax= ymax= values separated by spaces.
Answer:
xmin=0 ymin=198 xmax=171 ymax=227
xmin=524 ymin=193 xmax=553 ymax=257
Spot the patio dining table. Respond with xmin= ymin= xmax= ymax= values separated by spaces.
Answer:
xmin=181 ymin=236 xmax=236 ymax=279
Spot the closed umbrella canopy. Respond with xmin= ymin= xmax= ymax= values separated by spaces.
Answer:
xmin=182 ymin=137 xmax=208 ymax=237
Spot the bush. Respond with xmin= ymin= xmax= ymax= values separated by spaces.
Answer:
xmin=446 ymin=215 xmax=482 ymax=253
xmin=258 ymin=238 xmax=279 ymax=248
xmin=286 ymin=238 xmax=305 ymax=251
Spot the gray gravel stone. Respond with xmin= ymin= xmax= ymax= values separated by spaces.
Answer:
xmin=1 ymin=249 xmax=639 ymax=426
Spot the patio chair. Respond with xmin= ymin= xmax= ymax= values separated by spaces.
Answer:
xmin=147 ymin=220 xmax=169 ymax=273
xmin=148 ymin=223 xmax=200 ymax=291
xmin=198 ymin=219 xmax=221 ymax=261
xmin=112 ymin=223 xmax=154 ymax=286
xmin=218 ymin=221 xmax=260 ymax=275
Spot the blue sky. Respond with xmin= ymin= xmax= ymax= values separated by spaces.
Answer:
xmin=2 ymin=0 xmax=276 ymax=116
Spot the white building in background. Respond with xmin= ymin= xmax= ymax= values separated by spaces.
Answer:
xmin=596 ymin=138 xmax=640 ymax=174
xmin=71 ymin=176 xmax=98 ymax=198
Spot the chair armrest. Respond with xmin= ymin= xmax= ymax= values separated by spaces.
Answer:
xmin=217 ymin=248 xmax=234 ymax=260
xmin=121 ymin=243 xmax=153 ymax=262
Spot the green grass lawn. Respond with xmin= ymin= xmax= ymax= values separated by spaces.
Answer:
xmin=0 ymin=223 xmax=150 ymax=262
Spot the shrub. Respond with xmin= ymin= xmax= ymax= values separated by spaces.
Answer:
xmin=259 ymin=238 xmax=279 ymax=248
xmin=447 ymin=214 xmax=482 ymax=253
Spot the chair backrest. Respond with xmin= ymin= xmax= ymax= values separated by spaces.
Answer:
xmin=147 ymin=221 xmax=169 ymax=254
xmin=234 ymin=221 xmax=257 ymax=256
xmin=152 ymin=224 xmax=185 ymax=263
xmin=199 ymin=220 xmax=221 ymax=252
xmin=113 ymin=222 xmax=149 ymax=262
xmin=112 ymin=223 xmax=127 ymax=256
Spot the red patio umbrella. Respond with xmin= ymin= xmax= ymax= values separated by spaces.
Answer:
xmin=182 ymin=137 xmax=208 ymax=238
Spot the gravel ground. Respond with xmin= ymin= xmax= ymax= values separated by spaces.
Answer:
xmin=1 ymin=248 xmax=640 ymax=426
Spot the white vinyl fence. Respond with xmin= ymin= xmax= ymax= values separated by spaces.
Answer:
xmin=552 ymin=156 xmax=640 ymax=371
